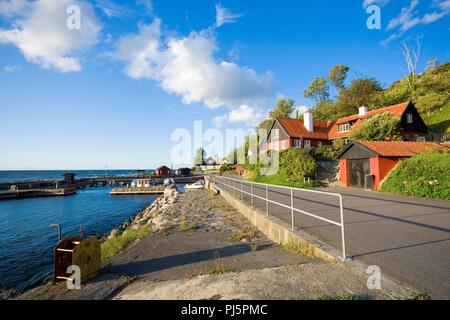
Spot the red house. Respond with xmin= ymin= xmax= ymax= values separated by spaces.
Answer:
xmin=338 ymin=141 xmax=447 ymax=190
xmin=154 ymin=165 xmax=171 ymax=176
xmin=260 ymin=102 xmax=430 ymax=154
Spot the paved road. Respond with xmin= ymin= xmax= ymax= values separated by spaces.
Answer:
xmin=214 ymin=177 xmax=450 ymax=299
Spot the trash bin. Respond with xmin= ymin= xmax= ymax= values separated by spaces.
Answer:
xmin=365 ymin=174 xmax=375 ymax=190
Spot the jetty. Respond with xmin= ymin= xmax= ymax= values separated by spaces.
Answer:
xmin=0 ymin=188 xmax=76 ymax=200
xmin=110 ymin=187 xmax=165 ymax=195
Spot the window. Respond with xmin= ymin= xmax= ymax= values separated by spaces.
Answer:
xmin=407 ymin=114 xmax=413 ymax=124
xmin=304 ymin=140 xmax=311 ymax=148
xmin=293 ymin=139 xmax=301 ymax=147
xmin=281 ymin=141 xmax=287 ymax=150
xmin=272 ymin=129 xmax=280 ymax=139
xmin=317 ymin=141 xmax=322 ymax=147
xmin=417 ymin=136 xmax=426 ymax=142
xmin=338 ymin=124 xmax=350 ymax=132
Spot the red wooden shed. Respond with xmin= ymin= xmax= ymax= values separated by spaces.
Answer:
xmin=154 ymin=165 xmax=171 ymax=176
xmin=338 ymin=141 xmax=447 ymax=190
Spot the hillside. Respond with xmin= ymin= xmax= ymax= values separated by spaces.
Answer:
xmin=370 ymin=62 xmax=450 ymax=133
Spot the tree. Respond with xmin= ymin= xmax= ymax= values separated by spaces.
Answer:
xmin=328 ymin=64 xmax=350 ymax=92
xmin=280 ymin=148 xmax=316 ymax=182
xmin=401 ymin=37 xmax=421 ymax=100
xmin=194 ymin=148 xmax=206 ymax=166
xmin=313 ymin=101 xmax=339 ymax=121
xmin=303 ymin=77 xmax=330 ymax=103
xmin=336 ymin=78 xmax=383 ymax=116
xmin=348 ymin=113 xmax=402 ymax=141
xmin=269 ymin=98 xmax=295 ymax=119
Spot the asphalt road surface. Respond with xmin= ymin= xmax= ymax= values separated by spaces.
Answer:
xmin=214 ymin=176 xmax=450 ymax=299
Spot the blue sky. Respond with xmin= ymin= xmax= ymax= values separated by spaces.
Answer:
xmin=0 ymin=0 xmax=449 ymax=170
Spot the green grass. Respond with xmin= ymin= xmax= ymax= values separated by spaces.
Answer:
xmin=230 ymin=227 xmax=258 ymax=241
xmin=247 ymin=174 xmax=320 ymax=189
xmin=380 ymin=150 xmax=450 ymax=200
xmin=101 ymin=226 xmax=150 ymax=263
xmin=421 ymin=101 xmax=450 ymax=133
xmin=282 ymin=240 xmax=314 ymax=257
xmin=179 ymin=221 xmax=198 ymax=232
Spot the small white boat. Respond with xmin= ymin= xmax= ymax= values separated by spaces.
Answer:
xmin=185 ymin=180 xmax=205 ymax=190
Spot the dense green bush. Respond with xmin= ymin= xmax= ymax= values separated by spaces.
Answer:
xmin=280 ymin=148 xmax=316 ymax=182
xmin=349 ymin=112 xmax=402 ymax=141
xmin=313 ymin=145 xmax=335 ymax=161
xmin=219 ymin=163 xmax=236 ymax=173
xmin=380 ymin=150 xmax=450 ymax=200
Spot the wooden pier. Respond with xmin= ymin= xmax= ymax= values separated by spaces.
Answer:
xmin=0 ymin=188 xmax=77 ymax=200
xmin=110 ymin=187 xmax=165 ymax=195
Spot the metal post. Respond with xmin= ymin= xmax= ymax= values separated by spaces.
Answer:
xmin=266 ymin=185 xmax=269 ymax=216
xmin=339 ymin=195 xmax=347 ymax=260
xmin=291 ymin=188 xmax=294 ymax=230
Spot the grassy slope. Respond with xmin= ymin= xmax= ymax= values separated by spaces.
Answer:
xmin=379 ymin=151 xmax=450 ymax=200
xmin=372 ymin=62 xmax=450 ymax=133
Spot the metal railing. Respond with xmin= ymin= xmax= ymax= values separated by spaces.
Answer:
xmin=211 ymin=175 xmax=347 ymax=260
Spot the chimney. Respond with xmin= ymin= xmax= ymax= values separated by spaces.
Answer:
xmin=304 ymin=111 xmax=314 ymax=132
xmin=359 ymin=106 xmax=368 ymax=116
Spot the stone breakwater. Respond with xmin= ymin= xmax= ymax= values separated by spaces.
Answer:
xmin=107 ymin=184 xmax=181 ymax=240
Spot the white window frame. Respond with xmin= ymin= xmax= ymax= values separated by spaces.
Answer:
xmin=281 ymin=140 xmax=287 ymax=150
xmin=338 ymin=124 xmax=350 ymax=132
xmin=407 ymin=114 xmax=413 ymax=124
xmin=293 ymin=139 xmax=301 ymax=148
xmin=317 ymin=141 xmax=322 ymax=147
xmin=304 ymin=140 xmax=311 ymax=148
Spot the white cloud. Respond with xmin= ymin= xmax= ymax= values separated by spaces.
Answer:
xmin=383 ymin=0 xmax=450 ymax=45
xmin=213 ymin=105 xmax=264 ymax=128
xmin=3 ymin=65 xmax=20 ymax=72
xmin=362 ymin=0 xmax=391 ymax=8
xmin=0 ymin=0 xmax=28 ymax=17
xmin=212 ymin=115 xmax=228 ymax=128
xmin=215 ymin=3 xmax=243 ymax=27
xmin=0 ymin=0 xmax=101 ymax=72
xmin=112 ymin=19 xmax=276 ymax=111
xmin=110 ymin=19 xmax=161 ymax=79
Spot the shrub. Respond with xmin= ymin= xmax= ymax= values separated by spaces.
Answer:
xmin=280 ymin=148 xmax=316 ymax=182
xmin=313 ymin=145 xmax=335 ymax=161
xmin=380 ymin=150 xmax=450 ymax=200
xmin=349 ymin=112 xmax=402 ymax=141
xmin=219 ymin=163 xmax=236 ymax=173
xmin=101 ymin=226 xmax=150 ymax=263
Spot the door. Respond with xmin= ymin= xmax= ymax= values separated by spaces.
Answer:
xmin=348 ymin=159 xmax=370 ymax=188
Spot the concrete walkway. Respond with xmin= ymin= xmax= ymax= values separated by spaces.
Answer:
xmin=218 ymin=177 xmax=450 ymax=299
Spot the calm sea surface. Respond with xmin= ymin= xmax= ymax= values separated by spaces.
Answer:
xmin=0 ymin=171 xmax=159 ymax=293
xmin=0 ymin=170 xmax=151 ymax=182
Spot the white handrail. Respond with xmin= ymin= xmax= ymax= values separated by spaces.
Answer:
xmin=211 ymin=175 xmax=347 ymax=260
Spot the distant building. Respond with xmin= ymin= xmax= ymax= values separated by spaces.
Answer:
xmin=131 ymin=179 xmax=152 ymax=188
xmin=63 ymin=173 xmax=76 ymax=184
xmin=155 ymin=166 xmax=171 ymax=176
xmin=175 ymin=168 xmax=192 ymax=176
xmin=137 ymin=170 xmax=145 ymax=178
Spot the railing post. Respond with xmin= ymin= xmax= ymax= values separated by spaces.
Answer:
xmin=266 ymin=185 xmax=269 ymax=216
xmin=339 ymin=195 xmax=347 ymax=260
xmin=291 ymin=188 xmax=294 ymax=230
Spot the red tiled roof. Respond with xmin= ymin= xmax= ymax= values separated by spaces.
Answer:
xmin=276 ymin=118 xmax=331 ymax=140
xmin=275 ymin=102 xmax=417 ymax=141
xmin=328 ymin=102 xmax=411 ymax=139
xmin=357 ymin=141 xmax=448 ymax=157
